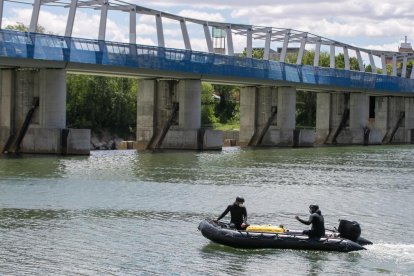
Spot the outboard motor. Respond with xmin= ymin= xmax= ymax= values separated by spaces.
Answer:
xmin=338 ymin=220 xmax=361 ymax=241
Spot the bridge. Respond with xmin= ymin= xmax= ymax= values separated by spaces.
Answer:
xmin=0 ymin=0 xmax=414 ymax=154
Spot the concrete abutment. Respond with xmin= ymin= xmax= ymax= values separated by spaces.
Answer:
xmin=136 ymin=79 xmax=222 ymax=150
xmin=0 ymin=68 xmax=90 ymax=155
xmin=239 ymin=85 xmax=306 ymax=147
xmin=315 ymin=92 xmax=414 ymax=145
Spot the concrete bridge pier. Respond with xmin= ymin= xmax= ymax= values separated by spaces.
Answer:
xmin=0 ymin=68 xmax=90 ymax=155
xmin=239 ymin=86 xmax=297 ymax=147
xmin=369 ymin=96 xmax=414 ymax=144
xmin=316 ymin=92 xmax=369 ymax=145
xmin=317 ymin=93 xmax=414 ymax=145
xmin=136 ymin=79 xmax=222 ymax=150
xmin=404 ymin=98 xmax=414 ymax=143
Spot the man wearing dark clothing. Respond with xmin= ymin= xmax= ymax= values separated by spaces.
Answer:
xmin=215 ymin=197 xmax=249 ymax=230
xmin=295 ymin=204 xmax=325 ymax=239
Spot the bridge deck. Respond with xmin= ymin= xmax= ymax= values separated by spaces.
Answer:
xmin=0 ymin=30 xmax=413 ymax=94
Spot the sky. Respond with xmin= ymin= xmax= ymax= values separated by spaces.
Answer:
xmin=1 ymin=0 xmax=413 ymax=56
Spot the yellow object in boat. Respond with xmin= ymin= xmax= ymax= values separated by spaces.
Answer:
xmin=246 ymin=224 xmax=287 ymax=233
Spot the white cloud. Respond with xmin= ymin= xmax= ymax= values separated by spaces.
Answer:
xmin=177 ymin=10 xmax=225 ymax=22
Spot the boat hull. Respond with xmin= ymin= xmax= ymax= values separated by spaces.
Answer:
xmin=198 ymin=219 xmax=367 ymax=252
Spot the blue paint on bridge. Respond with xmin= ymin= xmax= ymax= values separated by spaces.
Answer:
xmin=0 ymin=29 xmax=413 ymax=94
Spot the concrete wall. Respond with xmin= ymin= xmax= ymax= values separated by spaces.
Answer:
xmin=136 ymin=79 xmax=157 ymax=149
xmin=178 ymin=79 xmax=201 ymax=129
xmin=0 ymin=68 xmax=90 ymax=155
xmin=405 ymin=97 xmax=414 ymax=143
xmin=349 ymin=93 xmax=369 ymax=144
xmin=239 ymin=86 xmax=296 ymax=147
xmin=315 ymin=92 xmax=330 ymax=144
xmin=38 ymin=69 xmax=66 ymax=128
xmin=136 ymin=79 xmax=222 ymax=150
xmin=277 ymin=86 xmax=296 ymax=146
xmin=239 ymin=86 xmax=257 ymax=146
xmin=369 ymin=96 xmax=388 ymax=144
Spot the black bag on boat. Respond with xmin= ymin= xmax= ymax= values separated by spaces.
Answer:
xmin=338 ymin=220 xmax=361 ymax=241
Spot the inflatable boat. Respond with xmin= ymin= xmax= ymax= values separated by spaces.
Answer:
xmin=198 ymin=219 xmax=372 ymax=252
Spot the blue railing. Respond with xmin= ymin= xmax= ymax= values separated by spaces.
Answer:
xmin=0 ymin=29 xmax=413 ymax=94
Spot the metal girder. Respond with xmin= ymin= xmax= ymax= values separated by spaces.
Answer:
xmin=314 ymin=40 xmax=321 ymax=67
xmin=203 ymin=24 xmax=213 ymax=53
xmin=356 ymin=49 xmax=364 ymax=72
xmin=29 ymin=0 xmax=42 ymax=32
xmin=65 ymin=0 xmax=78 ymax=37
xmin=343 ymin=46 xmax=350 ymax=70
xmin=392 ymin=55 xmax=397 ymax=77
xmin=156 ymin=13 xmax=164 ymax=47
xmin=279 ymin=32 xmax=290 ymax=62
xmin=129 ymin=7 xmax=136 ymax=44
xmin=180 ymin=19 xmax=191 ymax=50
xmin=263 ymin=27 xmax=271 ymax=60
xmin=98 ymin=0 xmax=108 ymax=40
xmin=296 ymin=36 xmax=307 ymax=65
xmin=369 ymin=52 xmax=377 ymax=73
xmin=4 ymin=0 xmax=414 ymax=80
xmin=246 ymin=28 xmax=253 ymax=58
xmin=226 ymin=25 xmax=234 ymax=56
xmin=381 ymin=54 xmax=387 ymax=75
xmin=402 ymin=56 xmax=408 ymax=78
xmin=330 ymin=44 xmax=335 ymax=69
xmin=0 ymin=0 xmax=4 ymax=28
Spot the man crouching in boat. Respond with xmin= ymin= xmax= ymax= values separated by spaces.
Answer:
xmin=295 ymin=204 xmax=325 ymax=239
xmin=214 ymin=197 xmax=249 ymax=230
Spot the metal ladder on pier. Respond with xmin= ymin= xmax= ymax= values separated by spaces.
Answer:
xmin=2 ymin=97 xmax=39 ymax=154
xmin=147 ymin=102 xmax=179 ymax=150
xmin=248 ymin=106 xmax=277 ymax=146
xmin=382 ymin=111 xmax=405 ymax=144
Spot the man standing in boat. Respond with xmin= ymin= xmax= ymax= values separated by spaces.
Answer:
xmin=295 ymin=204 xmax=325 ymax=239
xmin=214 ymin=196 xmax=249 ymax=230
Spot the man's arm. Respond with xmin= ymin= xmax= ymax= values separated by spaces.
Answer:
xmin=217 ymin=205 xmax=231 ymax=221
xmin=242 ymin=207 xmax=247 ymax=223
xmin=295 ymin=214 xmax=314 ymax=225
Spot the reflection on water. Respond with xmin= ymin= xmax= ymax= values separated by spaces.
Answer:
xmin=0 ymin=145 xmax=413 ymax=275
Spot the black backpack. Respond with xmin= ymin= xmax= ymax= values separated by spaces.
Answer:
xmin=338 ymin=219 xmax=361 ymax=241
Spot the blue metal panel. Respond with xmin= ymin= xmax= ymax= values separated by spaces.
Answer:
xmin=0 ymin=29 xmax=413 ymax=94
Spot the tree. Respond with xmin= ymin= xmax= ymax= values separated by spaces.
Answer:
xmin=201 ymin=83 xmax=218 ymax=126
xmin=66 ymin=75 xmax=137 ymax=136
xmin=5 ymin=22 xmax=47 ymax=34
xmin=296 ymin=91 xmax=316 ymax=127
xmin=212 ymin=84 xmax=238 ymax=124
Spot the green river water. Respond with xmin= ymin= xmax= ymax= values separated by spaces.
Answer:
xmin=0 ymin=146 xmax=413 ymax=275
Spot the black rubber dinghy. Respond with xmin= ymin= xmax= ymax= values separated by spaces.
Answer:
xmin=198 ymin=219 xmax=372 ymax=253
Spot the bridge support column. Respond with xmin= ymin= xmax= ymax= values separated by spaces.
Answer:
xmin=316 ymin=92 xmax=352 ymax=144
xmin=0 ymin=69 xmax=90 ymax=155
xmin=382 ymin=97 xmax=406 ymax=144
xmin=277 ymin=87 xmax=296 ymax=146
xmin=404 ymin=98 xmax=414 ymax=143
xmin=315 ymin=92 xmax=331 ymax=144
xmin=372 ymin=96 xmax=414 ymax=144
xmin=136 ymin=79 xmax=222 ymax=150
xmin=367 ymin=96 xmax=388 ymax=144
xmin=239 ymin=86 xmax=296 ymax=147
xmin=349 ymin=93 xmax=369 ymax=144
xmin=0 ymin=70 xmax=14 ymax=148
xmin=239 ymin=86 xmax=257 ymax=147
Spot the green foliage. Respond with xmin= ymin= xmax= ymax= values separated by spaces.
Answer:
xmin=66 ymin=74 xmax=137 ymax=136
xmin=4 ymin=22 xmax=47 ymax=34
xmin=212 ymin=84 xmax=239 ymax=124
xmin=296 ymin=91 xmax=316 ymax=127
xmin=201 ymin=83 xmax=218 ymax=126
xmin=241 ymin=48 xmax=264 ymax=59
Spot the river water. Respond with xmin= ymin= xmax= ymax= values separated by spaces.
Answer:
xmin=0 ymin=146 xmax=413 ymax=275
